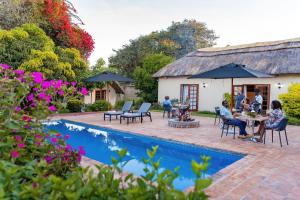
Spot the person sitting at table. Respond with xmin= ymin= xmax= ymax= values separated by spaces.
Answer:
xmin=162 ymin=96 xmax=172 ymax=118
xmin=255 ymin=100 xmax=284 ymax=142
xmin=220 ymin=100 xmax=250 ymax=139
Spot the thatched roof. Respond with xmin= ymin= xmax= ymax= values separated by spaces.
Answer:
xmin=153 ymin=38 xmax=300 ymax=77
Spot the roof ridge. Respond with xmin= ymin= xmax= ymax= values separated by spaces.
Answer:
xmin=197 ymin=37 xmax=300 ymax=53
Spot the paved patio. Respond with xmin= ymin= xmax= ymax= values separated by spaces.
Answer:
xmin=51 ymin=112 xmax=300 ymax=200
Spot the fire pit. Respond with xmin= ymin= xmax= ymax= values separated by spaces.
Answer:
xmin=168 ymin=118 xmax=200 ymax=128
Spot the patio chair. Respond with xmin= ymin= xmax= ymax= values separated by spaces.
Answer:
xmin=220 ymin=116 xmax=237 ymax=139
xmin=163 ymin=104 xmax=172 ymax=118
xmin=120 ymin=103 xmax=152 ymax=124
xmin=214 ymin=107 xmax=221 ymax=125
xmin=104 ymin=101 xmax=133 ymax=122
xmin=263 ymin=118 xmax=288 ymax=147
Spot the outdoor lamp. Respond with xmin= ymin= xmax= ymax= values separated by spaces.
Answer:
xmin=202 ymin=83 xmax=207 ymax=88
xmin=277 ymin=83 xmax=283 ymax=89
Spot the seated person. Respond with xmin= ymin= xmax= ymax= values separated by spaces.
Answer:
xmin=220 ymin=100 xmax=250 ymax=139
xmin=255 ymin=100 xmax=284 ymax=142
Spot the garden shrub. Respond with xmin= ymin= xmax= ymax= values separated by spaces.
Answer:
xmin=86 ymin=100 xmax=112 ymax=112
xmin=0 ymin=64 xmax=212 ymax=199
xmin=151 ymin=102 xmax=163 ymax=110
xmin=67 ymin=98 xmax=83 ymax=113
xmin=114 ymin=99 xmax=126 ymax=110
xmin=279 ymin=83 xmax=300 ymax=118
xmin=133 ymin=97 xmax=144 ymax=110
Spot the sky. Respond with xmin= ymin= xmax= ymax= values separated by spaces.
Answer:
xmin=70 ymin=0 xmax=300 ymax=66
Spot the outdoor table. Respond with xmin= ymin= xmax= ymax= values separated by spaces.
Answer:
xmin=235 ymin=115 xmax=269 ymax=134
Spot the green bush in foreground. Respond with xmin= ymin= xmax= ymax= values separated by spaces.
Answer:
xmin=279 ymin=83 xmax=300 ymax=119
xmin=67 ymin=98 xmax=84 ymax=113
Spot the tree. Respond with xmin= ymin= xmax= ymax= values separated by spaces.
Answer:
xmin=0 ymin=23 xmax=88 ymax=81
xmin=109 ymin=19 xmax=217 ymax=75
xmin=133 ymin=53 xmax=174 ymax=102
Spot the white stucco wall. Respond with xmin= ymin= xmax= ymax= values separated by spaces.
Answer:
xmin=158 ymin=75 xmax=300 ymax=112
xmin=83 ymin=84 xmax=120 ymax=106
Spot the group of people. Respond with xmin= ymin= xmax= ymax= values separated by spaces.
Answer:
xmin=162 ymin=96 xmax=191 ymax=120
xmin=220 ymin=88 xmax=285 ymax=142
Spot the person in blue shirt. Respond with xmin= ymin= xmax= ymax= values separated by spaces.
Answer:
xmin=220 ymin=100 xmax=249 ymax=139
xmin=162 ymin=96 xmax=172 ymax=117
xmin=235 ymin=88 xmax=245 ymax=111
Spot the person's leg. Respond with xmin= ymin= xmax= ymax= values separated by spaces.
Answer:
xmin=228 ymin=119 xmax=247 ymax=135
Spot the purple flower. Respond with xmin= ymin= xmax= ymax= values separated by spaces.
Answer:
xmin=46 ymin=95 xmax=52 ymax=103
xmin=54 ymin=80 xmax=62 ymax=89
xmin=22 ymin=115 xmax=32 ymax=122
xmin=80 ymin=87 xmax=88 ymax=96
xmin=65 ymin=144 xmax=72 ymax=151
xmin=48 ymin=105 xmax=56 ymax=112
xmin=11 ymin=150 xmax=19 ymax=158
xmin=44 ymin=155 xmax=53 ymax=164
xmin=27 ymin=93 xmax=34 ymax=101
xmin=38 ymin=92 xmax=47 ymax=100
xmin=17 ymin=143 xmax=25 ymax=149
xmin=64 ymin=134 xmax=70 ymax=140
xmin=78 ymin=146 xmax=85 ymax=155
xmin=51 ymin=138 xmax=57 ymax=143
xmin=71 ymin=82 xmax=77 ymax=87
xmin=35 ymin=134 xmax=42 ymax=140
xmin=0 ymin=63 xmax=11 ymax=69
xmin=31 ymin=72 xmax=43 ymax=84
xmin=58 ymin=90 xmax=64 ymax=96
xmin=15 ymin=106 xmax=21 ymax=113
xmin=33 ymin=87 xmax=39 ymax=92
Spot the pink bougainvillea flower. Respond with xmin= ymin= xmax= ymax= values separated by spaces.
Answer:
xmin=15 ymin=135 xmax=22 ymax=142
xmin=54 ymin=80 xmax=63 ymax=89
xmin=55 ymin=133 xmax=61 ymax=138
xmin=71 ymin=82 xmax=77 ymax=87
xmin=30 ymin=102 xmax=36 ymax=108
xmin=77 ymin=155 xmax=82 ymax=162
xmin=31 ymin=72 xmax=43 ymax=84
xmin=38 ymin=92 xmax=47 ymax=100
xmin=46 ymin=95 xmax=52 ymax=103
xmin=65 ymin=144 xmax=72 ymax=151
xmin=11 ymin=150 xmax=19 ymax=158
xmin=15 ymin=106 xmax=21 ymax=113
xmin=22 ymin=115 xmax=32 ymax=122
xmin=48 ymin=105 xmax=56 ymax=112
xmin=51 ymin=137 xmax=57 ymax=143
xmin=41 ymin=81 xmax=51 ymax=89
xmin=64 ymin=134 xmax=70 ymax=140
xmin=17 ymin=143 xmax=25 ymax=149
xmin=64 ymin=81 xmax=69 ymax=86
xmin=35 ymin=134 xmax=42 ymax=139
xmin=80 ymin=87 xmax=88 ymax=96
xmin=58 ymin=90 xmax=64 ymax=96
xmin=78 ymin=146 xmax=85 ymax=155
xmin=33 ymin=87 xmax=39 ymax=92
xmin=44 ymin=155 xmax=53 ymax=164
xmin=35 ymin=142 xmax=41 ymax=146
xmin=15 ymin=69 xmax=24 ymax=76
xmin=27 ymin=93 xmax=34 ymax=101
xmin=0 ymin=63 xmax=11 ymax=69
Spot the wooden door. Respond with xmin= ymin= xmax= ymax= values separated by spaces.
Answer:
xmin=180 ymin=84 xmax=199 ymax=111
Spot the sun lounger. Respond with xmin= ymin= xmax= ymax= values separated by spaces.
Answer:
xmin=104 ymin=101 xmax=133 ymax=121
xmin=120 ymin=102 xmax=152 ymax=124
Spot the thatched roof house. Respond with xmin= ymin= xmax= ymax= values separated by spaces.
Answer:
xmin=154 ymin=38 xmax=300 ymax=77
xmin=155 ymin=38 xmax=300 ymax=111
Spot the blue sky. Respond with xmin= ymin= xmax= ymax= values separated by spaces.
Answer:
xmin=70 ymin=0 xmax=300 ymax=65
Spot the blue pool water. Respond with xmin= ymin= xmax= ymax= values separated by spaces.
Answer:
xmin=44 ymin=120 xmax=244 ymax=190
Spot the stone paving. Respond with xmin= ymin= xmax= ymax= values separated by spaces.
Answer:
xmin=51 ymin=112 xmax=300 ymax=200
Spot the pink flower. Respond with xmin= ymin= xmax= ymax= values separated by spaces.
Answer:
xmin=17 ymin=143 xmax=25 ymax=149
xmin=38 ymin=92 xmax=47 ymax=100
xmin=15 ymin=69 xmax=24 ymax=76
xmin=42 ymin=81 xmax=51 ymax=89
xmin=46 ymin=95 xmax=52 ymax=103
xmin=35 ymin=134 xmax=42 ymax=139
xmin=80 ymin=87 xmax=88 ymax=96
xmin=15 ymin=106 xmax=21 ymax=113
xmin=33 ymin=87 xmax=39 ymax=92
xmin=27 ymin=93 xmax=34 ymax=101
xmin=48 ymin=105 xmax=56 ymax=112
xmin=54 ymin=80 xmax=62 ymax=89
xmin=15 ymin=135 xmax=22 ymax=142
xmin=11 ymin=150 xmax=19 ymax=158
xmin=64 ymin=134 xmax=70 ymax=140
xmin=58 ymin=90 xmax=64 ymax=96
xmin=79 ymin=146 xmax=85 ymax=155
xmin=55 ymin=133 xmax=61 ymax=138
xmin=0 ymin=63 xmax=11 ymax=69
xmin=51 ymin=138 xmax=57 ymax=143
xmin=65 ymin=144 xmax=72 ymax=151
xmin=31 ymin=72 xmax=43 ymax=84
xmin=22 ymin=115 xmax=32 ymax=122
xmin=77 ymin=155 xmax=82 ymax=162
xmin=30 ymin=102 xmax=36 ymax=108
xmin=44 ymin=155 xmax=53 ymax=164
xmin=71 ymin=82 xmax=77 ymax=87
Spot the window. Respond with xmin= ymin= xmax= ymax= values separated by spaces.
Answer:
xmin=95 ymin=90 xmax=106 ymax=101
xmin=180 ymin=84 xmax=199 ymax=111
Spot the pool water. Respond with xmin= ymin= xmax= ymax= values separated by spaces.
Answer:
xmin=44 ymin=120 xmax=244 ymax=190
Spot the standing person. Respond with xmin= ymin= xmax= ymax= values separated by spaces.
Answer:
xmin=220 ymin=100 xmax=250 ymax=139
xmin=162 ymin=96 xmax=172 ymax=118
xmin=235 ymin=88 xmax=245 ymax=111
xmin=252 ymin=89 xmax=263 ymax=113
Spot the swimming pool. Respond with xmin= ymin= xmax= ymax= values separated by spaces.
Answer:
xmin=44 ymin=119 xmax=244 ymax=190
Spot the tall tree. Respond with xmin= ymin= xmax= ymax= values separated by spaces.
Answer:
xmin=109 ymin=19 xmax=217 ymax=75
xmin=133 ymin=53 xmax=174 ymax=102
